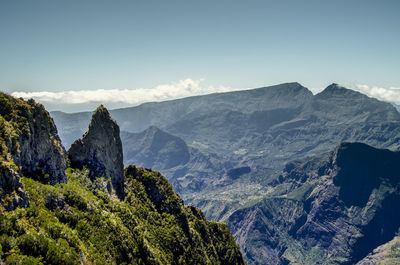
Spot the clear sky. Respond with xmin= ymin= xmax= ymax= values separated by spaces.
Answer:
xmin=1 ymin=0 xmax=400 ymax=112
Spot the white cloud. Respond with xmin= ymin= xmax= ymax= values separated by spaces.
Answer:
xmin=11 ymin=78 xmax=238 ymax=106
xmin=354 ymin=84 xmax=400 ymax=104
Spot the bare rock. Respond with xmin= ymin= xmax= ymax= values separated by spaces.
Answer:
xmin=0 ymin=164 xmax=29 ymax=210
xmin=68 ymin=105 xmax=124 ymax=199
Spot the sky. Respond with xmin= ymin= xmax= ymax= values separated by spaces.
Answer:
xmin=1 ymin=0 xmax=400 ymax=112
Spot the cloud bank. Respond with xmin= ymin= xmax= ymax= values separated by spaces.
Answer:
xmin=11 ymin=79 xmax=238 ymax=106
xmin=12 ymin=80 xmax=400 ymax=111
xmin=354 ymin=84 xmax=400 ymax=105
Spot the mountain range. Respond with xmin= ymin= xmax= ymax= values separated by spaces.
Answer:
xmin=50 ymin=82 xmax=400 ymax=264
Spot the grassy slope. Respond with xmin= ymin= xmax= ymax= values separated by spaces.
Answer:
xmin=0 ymin=165 xmax=245 ymax=265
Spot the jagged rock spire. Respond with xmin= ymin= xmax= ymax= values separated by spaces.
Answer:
xmin=68 ymin=105 xmax=124 ymax=199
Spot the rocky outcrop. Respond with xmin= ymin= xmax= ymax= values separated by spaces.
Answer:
xmin=68 ymin=105 xmax=124 ymax=199
xmin=0 ymin=165 xmax=29 ymax=210
xmin=0 ymin=93 xmax=67 ymax=184
xmin=1 ymin=92 xmax=67 ymax=209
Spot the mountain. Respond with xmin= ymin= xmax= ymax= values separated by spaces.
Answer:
xmin=51 ymin=82 xmax=312 ymax=148
xmin=226 ymin=142 xmax=400 ymax=265
xmin=110 ymin=82 xmax=313 ymax=133
xmin=50 ymin=110 xmax=92 ymax=149
xmin=52 ymin=83 xmax=400 ymax=180
xmin=121 ymin=126 xmax=190 ymax=170
xmin=167 ymin=83 xmax=400 ymax=166
xmin=0 ymin=93 xmax=245 ymax=265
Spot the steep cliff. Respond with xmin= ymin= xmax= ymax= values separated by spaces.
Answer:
xmin=0 ymin=92 xmax=66 ymax=210
xmin=68 ymin=105 xmax=124 ymax=199
xmin=227 ymin=142 xmax=400 ymax=265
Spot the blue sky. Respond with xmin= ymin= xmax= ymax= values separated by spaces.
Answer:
xmin=1 ymin=0 xmax=400 ymax=111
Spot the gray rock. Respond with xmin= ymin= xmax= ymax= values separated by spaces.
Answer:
xmin=1 ymin=93 xmax=67 ymax=209
xmin=68 ymin=105 xmax=124 ymax=199
xmin=0 ymin=165 xmax=29 ymax=210
xmin=15 ymin=102 xmax=68 ymax=184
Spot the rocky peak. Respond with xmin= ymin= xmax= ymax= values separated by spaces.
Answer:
xmin=310 ymin=84 xmax=400 ymax=123
xmin=68 ymin=105 xmax=124 ymax=199
xmin=260 ymin=82 xmax=313 ymax=97
xmin=316 ymin=83 xmax=359 ymax=98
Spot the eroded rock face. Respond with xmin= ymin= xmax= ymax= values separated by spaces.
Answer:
xmin=16 ymin=102 xmax=68 ymax=184
xmin=68 ymin=105 xmax=124 ymax=199
xmin=0 ymin=93 xmax=67 ymax=209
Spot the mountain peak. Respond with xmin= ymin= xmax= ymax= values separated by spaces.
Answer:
xmin=266 ymin=82 xmax=310 ymax=94
xmin=90 ymin=105 xmax=113 ymax=127
xmin=318 ymin=83 xmax=352 ymax=95
xmin=68 ymin=105 xmax=124 ymax=199
xmin=93 ymin=104 xmax=108 ymax=116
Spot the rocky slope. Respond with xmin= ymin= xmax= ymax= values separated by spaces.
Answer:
xmin=227 ymin=142 xmax=400 ymax=265
xmin=0 ymin=94 xmax=246 ymax=265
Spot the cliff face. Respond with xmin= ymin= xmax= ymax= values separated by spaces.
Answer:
xmin=68 ymin=105 xmax=124 ymax=199
xmin=227 ymin=142 xmax=400 ymax=265
xmin=0 ymin=93 xmax=67 ymax=184
xmin=0 ymin=93 xmax=67 ymax=210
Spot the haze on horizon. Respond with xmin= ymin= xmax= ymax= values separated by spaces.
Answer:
xmin=1 ymin=0 xmax=400 ymax=112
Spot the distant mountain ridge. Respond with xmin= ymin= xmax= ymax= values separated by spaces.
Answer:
xmin=52 ymin=82 xmax=312 ymax=148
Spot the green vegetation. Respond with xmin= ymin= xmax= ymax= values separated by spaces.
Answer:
xmin=285 ymin=182 xmax=315 ymax=201
xmin=0 ymin=166 xmax=245 ymax=264
xmin=0 ymin=92 xmax=33 ymax=140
